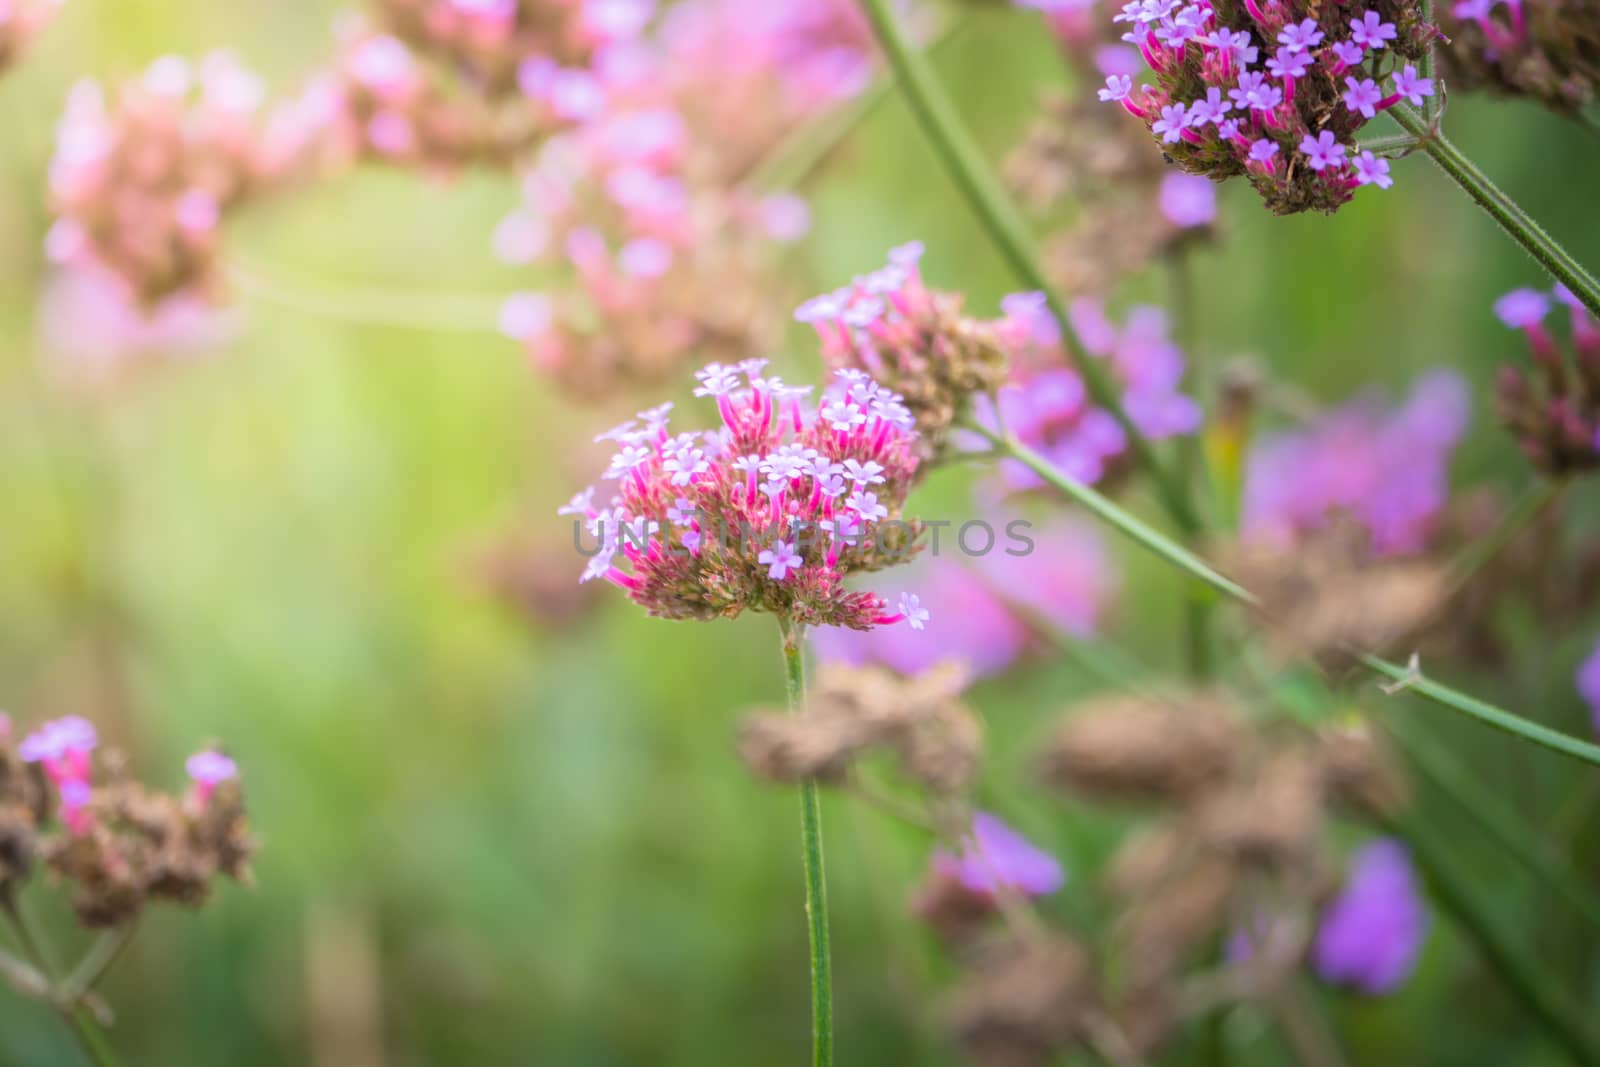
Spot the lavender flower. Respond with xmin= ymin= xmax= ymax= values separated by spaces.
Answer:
xmin=1579 ymin=638 xmax=1600 ymax=735
xmin=1313 ymin=839 xmax=1428 ymax=994
xmin=932 ymin=812 xmax=1066 ymax=897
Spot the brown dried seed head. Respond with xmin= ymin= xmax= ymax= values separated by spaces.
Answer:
xmin=946 ymin=934 xmax=1097 ymax=1067
xmin=1314 ymin=719 xmax=1409 ymax=818
xmin=1103 ymin=822 xmax=1193 ymax=899
xmin=1037 ymin=693 xmax=1243 ymax=804
xmin=1193 ymin=750 xmax=1325 ymax=870
xmin=1117 ymin=854 xmax=1237 ymax=990
xmin=735 ymin=710 xmax=873 ymax=785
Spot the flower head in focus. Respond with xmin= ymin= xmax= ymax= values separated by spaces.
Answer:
xmin=1104 ymin=0 xmax=1436 ymax=213
xmin=562 ymin=361 xmax=927 ymax=630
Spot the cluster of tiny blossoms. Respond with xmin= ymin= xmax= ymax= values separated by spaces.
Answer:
xmin=1102 ymin=0 xmax=1436 ymax=213
xmin=562 ymin=361 xmax=929 ymax=630
xmin=797 ymin=243 xmax=1012 ymax=462
xmin=499 ymin=0 xmax=871 ymax=396
xmin=987 ymin=293 xmax=1201 ymax=488
xmin=1494 ymin=284 xmax=1600 ymax=475
xmin=0 ymin=0 xmax=61 ymax=76
xmin=1 ymin=713 xmax=253 ymax=927
xmin=47 ymin=53 xmax=332 ymax=309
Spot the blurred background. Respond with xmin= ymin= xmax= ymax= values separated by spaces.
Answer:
xmin=1 ymin=1 xmax=1599 ymax=1064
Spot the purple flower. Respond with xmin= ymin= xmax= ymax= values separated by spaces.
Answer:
xmin=933 ymin=812 xmax=1065 ymax=897
xmin=1186 ymin=87 xmax=1233 ymax=127
xmin=1098 ymin=74 xmax=1134 ymax=102
xmin=1249 ymin=137 xmax=1281 ymax=164
xmin=1299 ymin=131 xmax=1347 ymax=171
xmin=1392 ymin=64 xmax=1435 ymax=106
xmin=1343 ymin=76 xmax=1383 ymax=118
xmin=1230 ymin=71 xmax=1282 ymax=111
xmin=1159 ymin=173 xmax=1217 ymax=227
xmin=1207 ymin=27 xmax=1259 ymax=65
xmin=1494 ymin=288 xmax=1551 ymax=329
xmin=1277 ymin=18 xmax=1325 ymax=53
xmin=1266 ymin=46 xmax=1314 ymax=80
xmin=898 ymin=593 xmax=930 ymax=631
xmin=758 ymin=540 xmax=803 ymax=581
xmin=1331 ymin=39 xmax=1366 ymax=65
xmin=187 ymin=750 xmax=238 ymax=786
xmin=1313 ymin=839 xmax=1428 ymax=995
xmin=1353 ymin=151 xmax=1393 ymax=189
xmin=1152 ymin=102 xmax=1189 ymax=143
xmin=18 ymin=716 xmax=98 ymax=765
xmin=1578 ymin=638 xmax=1600 ymax=733
xmin=1349 ymin=11 xmax=1398 ymax=49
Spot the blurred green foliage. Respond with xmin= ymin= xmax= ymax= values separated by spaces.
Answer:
xmin=0 ymin=2 xmax=1598 ymax=1065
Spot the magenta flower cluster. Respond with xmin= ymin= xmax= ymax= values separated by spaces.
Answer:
xmin=562 ymin=361 xmax=928 ymax=630
xmin=988 ymin=293 xmax=1201 ymax=488
xmin=813 ymin=518 xmax=1118 ymax=678
xmin=1101 ymin=0 xmax=1434 ymax=213
xmin=1243 ymin=370 xmax=1469 ymax=555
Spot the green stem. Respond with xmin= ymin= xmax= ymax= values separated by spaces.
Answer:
xmin=1386 ymin=812 xmax=1600 ymax=1066
xmin=0 ymin=897 xmax=126 ymax=1067
xmin=855 ymin=0 xmax=1199 ymax=535
xmin=976 ymin=423 xmax=1600 ymax=770
xmin=1390 ymin=104 xmax=1600 ymax=318
xmin=1445 ymin=479 xmax=1564 ymax=594
xmin=1419 ymin=0 xmax=1438 ymax=124
xmin=1385 ymin=718 xmax=1600 ymax=937
xmin=779 ymin=618 xmax=833 ymax=1067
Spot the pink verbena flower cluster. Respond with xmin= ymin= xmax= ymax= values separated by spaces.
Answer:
xmin=1102 ymin=0 xmax=1436 ymax=213
xmin=1243 ymin=369 xmax=1469 ymax=555
xmin=498 ymin=0 xmax=873 ymax=397
xmin=987 ymin=293 xmax=1201 ymax=488
xmin=0 ymin=0 xmax=61 ymax=76
xmin=47 ymin=53 xmax=332 ymax=309
xmin=562 ymin=361 xmax=928 ymax=629
xmin=814 ymin=518 xmax=1118 ymax=677
xmin=797 ymin=243 xmax=1013 ymax=460
xmin=1493 ymin=284 xmax=1600 ymax=475
xmin=18 ymin=715 xmax=98 ymax=835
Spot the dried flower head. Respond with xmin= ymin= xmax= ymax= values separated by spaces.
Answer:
xmin=944 ymin=932 xmax=1098 ymax=1067
xmin=1036 ymin=692 xmax=1242 ymax=802
xmin=1105 ymin=0 xmax=1435 ymax=213
xmin=1492 ymin=284 xmax=1600 ymax=476
xmin=1440 ymin=0 xmax=1600 ymax=116
xmin=563 ymin=362 xmax=929 ymax=629
xmin=1222 ymin=519 xmax=1448 ymax=668
xmin=1 ymin=715 xmax=254 ymax=928
xmin=737 ymin=661 xmax=981 ymax=791
xmin=798 ymin=243 xmax=1013 ymax=462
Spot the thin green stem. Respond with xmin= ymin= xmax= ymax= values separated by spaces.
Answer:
xmin=1390 ymin=104 xmax=1600 ymax=317
xmin=975 ymin=423 xmax=1600 ymax=769
xmin=1167 ymin=246 xmax=1217 ymax=679
xmin=1386 ymin=812 xmax=1600 ymax=1066
xmin=1385 ymin=718 xmax=1600 ymax=937
xmin=1419 ymin=0 xmax=1438 ymax=124
xmin=779 ymin=618 xmax=833 ymax=1067
xmin=972 ymin=424 xmax=1249 ymax=602
xmin=855 ymin=0 xmax=1199 ymax=534
xmin=1444 ymin=479 xmax=1564 ymax=594
xmin=0 ymin=897 xmax=126 ymax=1067
xmin=1361 ymin=654 xmax=1600 ymax=767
